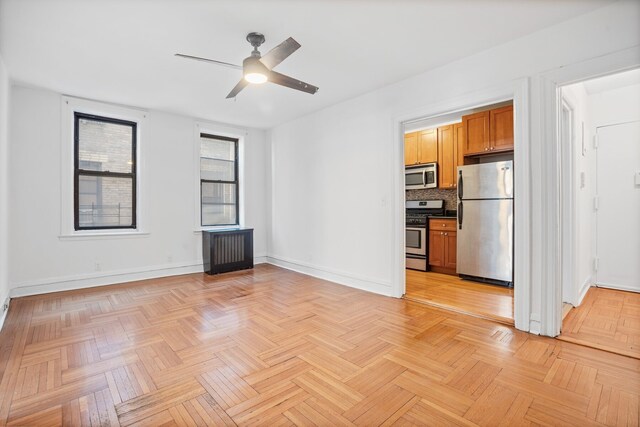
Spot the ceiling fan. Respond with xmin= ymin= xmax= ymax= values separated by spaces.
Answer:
xmin=176 ymin=32 xmax=319 ymax=99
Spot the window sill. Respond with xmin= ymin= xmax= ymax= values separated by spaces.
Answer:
xmin=59 ymin=230 xmax=149 ymax=241
xmin=193 ymin=226 xmax=242 ymax=234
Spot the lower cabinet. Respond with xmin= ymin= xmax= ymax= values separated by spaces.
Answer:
xmin=428 ymin=219 xmax=457 ymax=275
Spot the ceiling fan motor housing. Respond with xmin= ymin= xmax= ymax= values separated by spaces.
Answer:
xmin=246 ymin=32 xmax=265 ymax=54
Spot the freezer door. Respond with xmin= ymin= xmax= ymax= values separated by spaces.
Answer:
xmin=457 ymin=161 xmax=513 ymax=200
xmin=457 ymin=199 xmax=513 ymax=282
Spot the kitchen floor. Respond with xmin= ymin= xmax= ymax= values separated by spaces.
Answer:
xmin=559 ymin=287 xmax=640 ymax=359
xmin=405 ymin=269 xmax=514 ymax=325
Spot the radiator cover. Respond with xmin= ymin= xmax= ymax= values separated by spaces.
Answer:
xmin=202 ymin=228 xmax=254 ymax=275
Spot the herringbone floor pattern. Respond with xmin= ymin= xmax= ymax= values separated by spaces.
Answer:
xmin=0 ymin=264 xmax=638 ymax=426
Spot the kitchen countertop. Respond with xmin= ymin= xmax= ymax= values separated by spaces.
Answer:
xmin=428 ymin=215 xmax=457 ymax=220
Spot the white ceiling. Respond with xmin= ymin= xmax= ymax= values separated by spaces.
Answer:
xmin=0 ymin=0 xmax=614 ymax=129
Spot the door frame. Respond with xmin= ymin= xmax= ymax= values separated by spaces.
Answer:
xmin=391 ymin=78 xmax=532 ymax=333
xmin=538 ymin=47 xmax=640 ymax=336
xmin=558 ymin=93 xmax=578 ymax=307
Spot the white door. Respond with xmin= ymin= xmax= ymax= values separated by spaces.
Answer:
xmin=596 ymin=121 xmax=640 ymax=292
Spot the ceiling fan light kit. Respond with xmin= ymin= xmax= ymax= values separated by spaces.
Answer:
xmin=176 ymin=32 xmax=319 ymax=99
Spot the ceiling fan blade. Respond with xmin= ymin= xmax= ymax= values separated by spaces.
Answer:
xmin=175 ymin=53 xmax=242 ymax=70
xmin=259 ymin=37 xmax=301 ymax=70
xmin=226 ymin=79 xmax=249 ymax=99
xmin=268 ymin=71 xmax=319 ymax=95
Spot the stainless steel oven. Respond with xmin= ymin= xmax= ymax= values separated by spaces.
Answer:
xmin=406 ymin=200 xmax=445 ymax=272
xmin=405 ymin=163 xmax=437 ymax=190
xmin=406 ymin=226 xmax=426 ymax=256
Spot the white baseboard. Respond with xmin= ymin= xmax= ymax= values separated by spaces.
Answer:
xmin=595 ymin=282 xmax=640 ymax=293
xmin=577 ymin=276 xmax=593 ymax=306
xmin=10 ymin=261 xmax=205 ymax=298
xmin=266 ymin=255 xmax=394 ymax=297
xmin=529 ymin=313 xmax=541 ymax=335
xmin=0 ymin=293 xmax=9 ymax=333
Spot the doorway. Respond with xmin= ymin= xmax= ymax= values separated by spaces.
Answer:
xmin=401 ymin=101 xmax=516 ymax=325
xmin=558 ymin=68 xmax=640 ymax=358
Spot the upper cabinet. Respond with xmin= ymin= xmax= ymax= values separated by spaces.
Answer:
xmin=404 ymin=132 xmax=418 ymax=166
xmin=438 ymin=125 xmax=456 ymax=189
xmin=490 ymin=105 xmax=514 ymax=152
xmin=405 ymin=129 xmax=438 ymax=166
xmin=462 ymin=111 xmax=490 ymax=155
xmin=462 ymin=105 xmax=513 ymax=156
xmin=417 ymin=129 xmax=438 ymax=164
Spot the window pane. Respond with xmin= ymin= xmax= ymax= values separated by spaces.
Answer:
xmin=200 ymin=158 xmax=234 ymax=181
xmin=78 ymin=175 xmax=133 ymax=227
xmin=201 ymin=182 xmax=237 ymax=225
xmin=200 ymin=136 xmax=235 ymax=161
xmin=78 ymin=117 xmax=133 ymax=173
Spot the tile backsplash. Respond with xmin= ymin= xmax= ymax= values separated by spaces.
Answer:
xmin=406 ymin=188 xmax=458 ymax=212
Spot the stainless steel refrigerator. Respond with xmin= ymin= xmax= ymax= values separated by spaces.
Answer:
xmin=457 ymin=160 xmax=513 ymax=286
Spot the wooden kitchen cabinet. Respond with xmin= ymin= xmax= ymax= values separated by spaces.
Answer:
xmin=418 ymin=129 xmax=438 ymax=164
xmin=462 ymin=111 xmax=490 ymax=155
xmin=438 ymin=124 xmax=464 ymax=189
xmin=462 ymin=105 xmax=514 ymax=156
xmin=429 ymin=219 xmax=457 ymax=275
xmin=405 ymin=129 xmax=438 ymax=166
xmin=404 ymin=132 xmax=418 ymax=166
xmin=437 ymin=125 xmax=454 ymax=189
xmin=490 ymin=105 xmax=514 ymax=152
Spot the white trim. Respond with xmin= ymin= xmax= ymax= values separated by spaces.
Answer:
xmin=9 ymin=255 xmax=269 ymax=299
xmin=595 ymin=283 xmax=640 ymax=293
xmin=559 ymin=93 xmax=578 ymax=306
xmin=391 ymin=79 xmax=532 ymax=332
xmin=0 ymin=295 xmax=9 ymax=333
xmin=193 ymin=122 xmax=249 ymax=230
xmin=266 ymin=255 xmax=394 ymax=297
xmin=578 ymin=277 xmax=593 ymax=306
xmin=10 ymin=261 xmax=203 ymax=298
xmin=60 ymin=96 xmax=148 ymax=237
xmin=538 ymin=46 xmax=640 ymax=336
xmin=59 ymin=231 xmax=150 ymax=241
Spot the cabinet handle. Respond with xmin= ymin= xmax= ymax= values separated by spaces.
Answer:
xmin=445 ymin=233 xmax=448 ymax=236
xmin=485 ymin=148 xmax=489 ymax=151
xmin=490 ymin=147 xmax=494 ymax=151
xmin=440 ymin=232 xmax=444 ymax=235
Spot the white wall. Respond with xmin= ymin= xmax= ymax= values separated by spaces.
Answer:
xmin=8 ymin=85 xmax=268 ymax=296
xmin=0 ymin=53 xmax=10 ymax=327
xmin=267 ymin=1 xmax=640 ymax=329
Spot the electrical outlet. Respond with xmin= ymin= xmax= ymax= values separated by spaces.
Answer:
xmin=167 ymin=255 xmax=173 ymax=263
xmin=95 ymin=262 xmax=102 ymax=272
xmin=2 ymin=298 xmax=9 ymax=313
xmin=580 ymin=172 xmax=585 ymax=189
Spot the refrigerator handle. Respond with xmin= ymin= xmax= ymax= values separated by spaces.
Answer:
xmin=423 ymin=170 xmax=426 ymax=187
xmin=458 ymin=201 xmax=463 ymax=230
xmin=458 ymin=170 xmax=463 ymax=199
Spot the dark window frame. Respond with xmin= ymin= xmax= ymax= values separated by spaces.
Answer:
xmin=74 ymin=112 xmax=137 ymax=231
xmin=200 ymin=133 xmax=239 ymax=227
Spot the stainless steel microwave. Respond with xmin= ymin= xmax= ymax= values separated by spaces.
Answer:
xmin=405 ymin=163 xmax=437 ymax=190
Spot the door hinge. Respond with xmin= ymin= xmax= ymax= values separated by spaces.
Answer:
xmin=593 ymin=196 xmax=599 ymax=211
xmin=594 ymin=257 xmax=599 ymax=272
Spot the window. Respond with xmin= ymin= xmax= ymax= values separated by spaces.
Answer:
xmin=74 ymin=113 xmax=137 ymax=230
xmin=200 ymin=133 xmax=239 ymax=226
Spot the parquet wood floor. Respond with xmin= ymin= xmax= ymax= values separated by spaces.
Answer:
xmin=405 ymin=270 xmax=514 ymax=325
xmin=560 ymin=287 xmax=640 ymax=360
xmin=0 ymin=264 xmax=638 ymax=426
